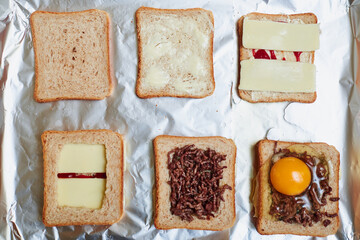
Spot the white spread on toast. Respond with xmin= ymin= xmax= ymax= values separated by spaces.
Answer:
xmin=239 ymin=59 xmax=316 ymax=92
xmin=145 ymin=66 xmax=170 ymax=88
xmin=58 ymin=144 xmax=106 ymax=172
xmin=58 ymin=179 xmax=106 ymax=209
xmin=140 ymin=13 xmax=210 ymax=93
xmin=243 ymin=18 xmax=320 ymax=51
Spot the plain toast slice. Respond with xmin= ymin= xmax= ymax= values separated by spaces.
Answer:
xmin=31 ymin=10 xmax=113 ymax=102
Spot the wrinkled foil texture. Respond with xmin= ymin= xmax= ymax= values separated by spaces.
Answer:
xmin=0 ymin=0 xmax=357 ymax=239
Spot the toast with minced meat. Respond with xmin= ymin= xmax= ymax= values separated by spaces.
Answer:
xmin=153 ymin=135 xmax=236 ymax=230
xmin=254 ymin=140 xmax=340 ymax=236
xmin=238 ymin=13 xmax=317 ymax=103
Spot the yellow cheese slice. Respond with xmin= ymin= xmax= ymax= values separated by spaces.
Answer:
xmin=57 ymin=178 xmax=106 ymax=209
xmin=239 ymin=59 xmax=316 ymax=92
xmin=243 ymin=18 xmax=320 ymax=51
xmin=58 ymin=144 xmax=106 ymax=173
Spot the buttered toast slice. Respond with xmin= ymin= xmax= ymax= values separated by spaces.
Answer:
xmin=136 ymin=7 xmax=215 ymax=98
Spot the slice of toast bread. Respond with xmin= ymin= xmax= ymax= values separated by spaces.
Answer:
xmin=42 ymin=129 xmax=123 ymax=226
xmin=255 ymin=140 xmax=340 ymax=236
xmin=153 ymin=135 xmax=236 ymax=230
xmin=135 ymin=7 xmax=215 ymax=98
xmin=238 ymin=13 xmax=317 ymax=103
xmin=30 ymin=10 xmax=113 ymax=102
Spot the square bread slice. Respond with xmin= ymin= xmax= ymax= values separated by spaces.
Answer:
xmin=30 ymin=9 xmax=113 ymax=102
xmin=135 ymin=7 xmax=215 ymax=98
xmin=153 ymin=135 xmax=236 ymax=230
xmin=254 ymin=140 xmax=340 ymax=236
xmin=238 ymin=13 xmax=317 ymax=103
xmin=41 ymin=130 xmax=123 ymax=226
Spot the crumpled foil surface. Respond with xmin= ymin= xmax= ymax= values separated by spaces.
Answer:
xmin=0 ymin=0 xmax=357 ymax=239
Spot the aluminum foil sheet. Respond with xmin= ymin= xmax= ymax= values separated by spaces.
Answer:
xmin=0 ymin=0 xmax=357 ymax=239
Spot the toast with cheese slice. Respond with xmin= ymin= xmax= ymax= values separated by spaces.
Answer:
xmin=238 ymin=13 xmax=318 ymax=103
xmin=42 ymin=130 xmax=123 ymax=226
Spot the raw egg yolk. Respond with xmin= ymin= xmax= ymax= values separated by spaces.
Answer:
xmin=270 ymin=157 xmax=311 ymax=196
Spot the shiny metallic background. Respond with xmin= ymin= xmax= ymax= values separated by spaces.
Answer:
xmin=0 ymin=0 xmax=356 ymax=239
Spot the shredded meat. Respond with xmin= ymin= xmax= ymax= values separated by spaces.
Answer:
xmin=323 ymin=219 xmax=331 ymax=227
xmin=269 ymin=149 xmax=339 ymax=227
xmin=316 ymin=163 xmax=326 ymax=178
xmin=325 ymin=212 xmax=338 ymax=218
xmin=167 ymin=145 xmax=232 ymax=222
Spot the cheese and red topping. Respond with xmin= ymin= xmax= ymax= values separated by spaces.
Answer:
xmin=239 ymin=18 xmax=320 ymax=93
xmin=57 ymin=144 xmax=107 ymax=209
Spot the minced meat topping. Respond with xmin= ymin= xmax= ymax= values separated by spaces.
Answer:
xmin=167 ymin=144 xmax=232 ymax=222
xmin=269 ymin=149 xmax=339 ymax=227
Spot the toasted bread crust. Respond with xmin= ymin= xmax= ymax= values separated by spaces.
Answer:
xmin=42 ymin=129 xmax=123 ymax=226
xmin=255 ymin=140 xmax=340 ymax=236
xmin=135 ymin=7 xmax=215 ymax=99
xmin=31 ymin=9 xmax=113 ymax=102
xmin=237 ymin=12 xmax=318 ymax=103
xmin=153 ymin=135 xmax=236 ymax=230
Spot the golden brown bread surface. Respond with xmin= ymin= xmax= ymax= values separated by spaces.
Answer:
xmin=254 ymin=140 xmax=340 ymax=236
xmin=153 ymin=135 xmax=236 ymax=230
xmin=42 ymin=129 xmax=123 ymax=226
xmin=135 ymin=7 xmax=215 ymax=98
xmin=238 ymin=12 xmax=318 ymax=103
xmin=31 ymin=9 xmax=113 ymax=102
